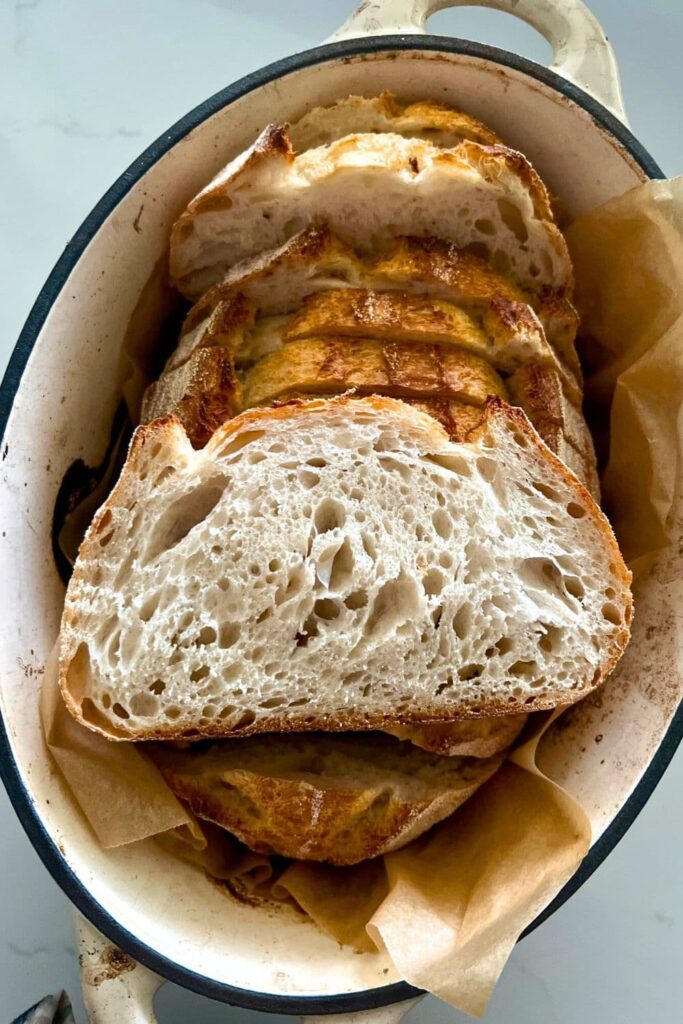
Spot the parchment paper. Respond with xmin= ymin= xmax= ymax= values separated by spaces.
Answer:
xmin=41 ymin=177 xmax=683 ymax=1017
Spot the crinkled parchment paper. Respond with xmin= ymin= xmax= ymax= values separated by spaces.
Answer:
xmin=41 ymin=177 xmax=683 ymax=1016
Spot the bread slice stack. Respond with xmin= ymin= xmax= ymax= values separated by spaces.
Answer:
xmin=59 ymin=94 xmax=632 ymax=866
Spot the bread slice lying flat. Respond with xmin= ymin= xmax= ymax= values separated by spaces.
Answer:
xmin=60 ymin=396 xmax=631 ymax=741
xmin=146 ymin=732 xmax=503 ymax=864
xmin=183 ymin=226 xmax=580 ymax=383
xmin=288 ymin=91 xmax=501 ymax=152
xmin=170 ymin=130 xmax=572 ymax=300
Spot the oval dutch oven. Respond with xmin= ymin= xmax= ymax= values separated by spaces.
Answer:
xmin=1 ymin=1 xmax=681 ymax=1021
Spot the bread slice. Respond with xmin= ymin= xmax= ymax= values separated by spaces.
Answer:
xmin=181 ymin=226 xmax=580 ymax=383
xmin=170 ymin=130 xmax=572 ymax=300
xmin=146 ymin=732 xmax=502 ymax=865
xmin=288 ymin=92 xmax=501 ymax=152
xmin=387 ymin=713 xmax=528 ymax=757
xmin=140 ymin=347 xmax=241 ymax=449
xmin=60 ymin=396 xmax=631 ymax=741
xmin=242 ymin=338 xmax=507 ymax=410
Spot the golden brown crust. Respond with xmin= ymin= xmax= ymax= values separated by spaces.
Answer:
xmin=146 ymin=732 xmax=502 ymax=864
xmin=140 ymin=348 xmax=241 ymax=448
xmin=179 ymin=227 xmax=579 ymax=379
xmin=288 ymin=91 xmax=502 ymax=152
xmin=242 ymin=338 xmax=507 ymax=409
xmin=285 ymin=288 xmax=489 ymax=348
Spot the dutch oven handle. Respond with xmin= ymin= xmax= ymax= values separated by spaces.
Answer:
xmin=327 ymin=0 xmax=628 ymax=124
xmin=75 ymin=914 xmax=422 ymax=1024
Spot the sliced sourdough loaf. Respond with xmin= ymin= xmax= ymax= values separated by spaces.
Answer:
xmin=170 ymin=130 xmax=572 ymax=300
xmin=60 ymin=396 xmax=631 ymax=741
xmin=180 ymin=226 xmax=581 ymax=383
xmin=146 ymin=732 xmax=502 ymax=864
xmin=141 ymin=288 xmax=596 ymax=495
xmin=287 ymin=92 xmax=501 ymax=152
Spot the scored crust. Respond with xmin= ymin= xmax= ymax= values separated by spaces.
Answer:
xmin=146 ymin=732 xmax=503 ymax=864
xmin=140 ymin=287 xmax=596 ymax=495
xmin=179 ymin=226 xmax=581 ymax=384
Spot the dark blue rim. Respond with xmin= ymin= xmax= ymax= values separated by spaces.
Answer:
xmin=0 ymin=35 xmax=678 ymax=1015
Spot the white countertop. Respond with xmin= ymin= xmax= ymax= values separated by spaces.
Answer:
xmin=1 ymin=2 xmax=681 ymax=1022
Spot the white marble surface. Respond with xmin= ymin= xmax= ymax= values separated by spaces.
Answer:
xmin=1 ymin=1 xmax=681 ymax=1022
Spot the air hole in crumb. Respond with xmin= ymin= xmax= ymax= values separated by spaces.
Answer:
xmin=299 ymin=469 xmax=319 ymax=489
xmin=497 ymin=198 xmax=528 ymax=243
xmin=436 ymin=675 xmax=455 ymax=695
xmin=218 ymin=623 xmax=240 ymax=648
xmin=143 ymin=477 xmax=225 ymax=562
xmin=197 ymin=626 xmax=217 ymax=645
xmin=361 ymin=531 xmax=377 ymax=560
xmin=129 ymin=693 xmax=158 ymax=717
xmin=509 ymin=659 xmax=538 ymax=678
xmin=138 ymin=592 xmax=161 ymax=622
xmin=379 ymin=455 xmax=411 ymax=481
xmin=422 ymin=569 xmax=445 ymax=596
xmin=234 ymin=709 xmax=256 ymax=729
xmin=494 ymin=636 xmax=514 ymax=656
xmin=452 ymin=604 xmax=472 ymax=640
xmin=302 ymin=614 xmax=319 ymax=640
xmin=474 ymin=217 xmax=495 ymax=236
xmin=260 ymin=695 xmax=287 ymax=709
xmin=316 ymin=537 xmax=354 ymax=590
xmin=221 ymin=430 xmax=265 ymax=456
xmin=153 ymin=465 xmax=176 ymax=487
xmin=112 ymin=702 xmax=130 ymax=719
xmin=314 ymin=497 xmax=346 ymax=533
xmin=567 ymin=501 xmax=587 ymax=519
xmin=564 ymin=575 xmax=585 ymax=601
xmin=366 ymin=573 xmax=423 ymax=640
xmin=314 ymin=598 xmax=340 ymax=620
xmin=458 ymin=664 xmax=483 ymax=681
xmin=344 ymin=589 xmax=368 ymax=610
xmin=431 ymin=508 xmax=452 ymax=540
xmin=602 ymin=602 xmax=622 ymax=625
xmin=477 ymin=456 xmax=497 ymax=483
xmin=149 ymin=679 xmax=166 ymax=695
xmin=533 ymin=480 xmax=562 ymax=503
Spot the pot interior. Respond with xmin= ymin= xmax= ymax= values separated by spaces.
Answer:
xmin=0 ymin=43 xmax=677 ymax=1005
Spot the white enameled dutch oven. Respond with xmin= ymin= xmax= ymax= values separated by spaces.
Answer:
xmin=1 ymin=1 xmax=681 ymax=1021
